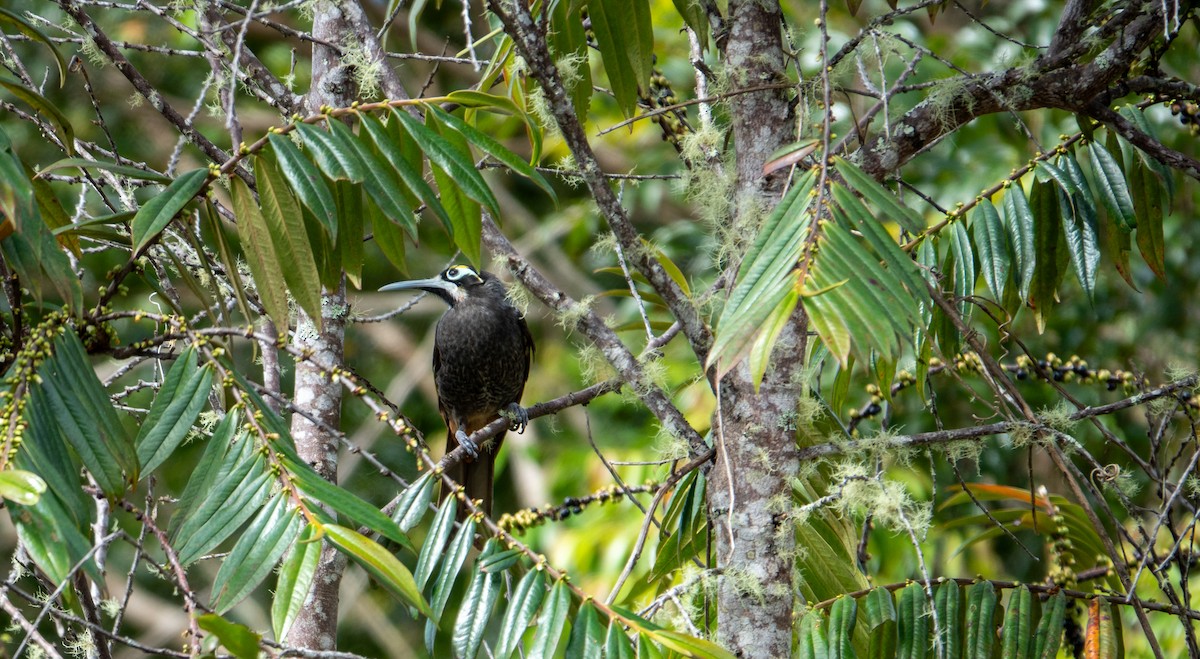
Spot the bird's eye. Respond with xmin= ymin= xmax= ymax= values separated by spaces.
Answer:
xmin=446 ymin=265 xmax=477 ymax=283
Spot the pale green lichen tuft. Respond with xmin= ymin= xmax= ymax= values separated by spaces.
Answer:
xmin=341 ymin=38 xmax=383 ymax=99
xmin=1039 ymin=402 xmax=1076 ymax=434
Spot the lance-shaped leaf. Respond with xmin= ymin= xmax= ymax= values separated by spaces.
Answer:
xmin=1029 ymin=179 xmax=1062 ymax=330
xmin=797 ymin=609 xmax=829 ymax=659
xmin=1000 ymin=585 xmax=1032 ymax=659
xmin=934 ymin=581 xmax=962 ymax=659
xmin=230 ymin=176 xmax=290 ymax=334
xmin=38 ymin=157 xmax=171 ymax=183
xmin=496 ymin=568 xmax=547 ymax=658
xmin=360 ymin=112 xmax=442 ymax=238
xmin=949 ymin=220 xmax=975 ymax=321
xmin=325 ymin=117 xmax=415 ymax=232
xmin=424 ymin=515 xmax=476 ymax=652
xmin=828 ymin=595 xmax=857 ymax=659
xmin=428 ymin=105 xmax=556 ymax=203
xmin=897 ymin=582 xmax=929 ymax=659
xmin=254 ymin=152 xmax=323 ymax=323
xmin=453 ymin=539 xmax=505 ymax=659
xmin=211 ymin=493 xmax=302 ymax=613
xmin=131 ymin=167 xmax=208 ymax=252
xmin=972 ymin=198 xmax=1009 ymax=301
xmin=136 ymin=347 xmax=213 ymax=473
xmin=1088 ymin=137 xmax=1136 ymax=232
xmin=1129 ymin=154 xmax=1166 ymax=282
xmin=1032 ymin=590 xmax=1066 ymax=659
xmin=285 ymin=457 xmax=413 ymax=551
xmin=1051 ymin=166 xmax=1101 ymax=302
xmin=33 ymin=331 xmax=136 ymax=495
xmin=605 ymin=620 xmax=636 ymax=659
xmin=391 ymin=107 xmax=500 ymax=218
xmin=865 ymin=586 xmax=898 ymax=659
xmin=172 ymin=442 xmax=272 ymax=566
xmin=565 ymin=602 xmax=605 ymax=659
xmin=1002 ymin=183 xmax=1035 ymax=300
xmin=1083 ymin=598 xmax=1122 ymax=659
xmin=267 ymin=133 xmax=339 ymax=241
xmin=708 ymin=169 xmax=817 ymax=373
xmin=392 ymin=472 xmax=436 ymax=532
xmin=324 ymin=523 xmax=433 ymax=619
xmin=834 ymin=157 xmax=925 ymax=234
xmin=414 ymin=497 xmax=458 ymax=592
xmin=528 ymin=579 xmax=572 ymax=659
xmin=0 ymin=8 xmax=68 ymax=83
xmin=10 ymin=480 xmax=97 ymax=583
xmin=272 ymin=523 xmax=322 ymax=641
xmin=197 ymin=614 xmax=260 ymax=659
xmin=964 ymin=580 xmax=997 ymax=659
xmin=651 ymin=630 xmax=738 ymax=659
xmin=588 ymin=0 xmax=652 ymax=117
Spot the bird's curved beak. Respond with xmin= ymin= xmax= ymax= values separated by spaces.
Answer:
xmin=380 ymin=277 xmax=462 ymax=305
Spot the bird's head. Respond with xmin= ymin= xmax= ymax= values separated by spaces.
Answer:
xmin=379 ymin=264 xmax=489 ymax=307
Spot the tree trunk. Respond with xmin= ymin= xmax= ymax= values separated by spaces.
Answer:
xmin=284 ymin=1 xmax=355 ymax=649
xmin=708 ymin=2 xmax=804 ymax=656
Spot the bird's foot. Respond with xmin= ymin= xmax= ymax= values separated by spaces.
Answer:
xmin=455 ymin=429 xmax=480 ymax=459
xmin=501 ymin=402 xmax=529 ymax=433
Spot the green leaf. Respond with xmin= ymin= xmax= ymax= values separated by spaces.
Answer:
xmin=131 ymin=167 xmax=209 ymax=253
xmin=211 ymin=493 xmax=301 ymax=613
xmin=496 ymin=568 xmax=548 ymax=658
xmin=933 ymin=581 xmax=962 ymax=659
xmin=588 ymin=0 xmax=652 ymax=117
xmin=10 ymin=486 xmax=96 ymax=583
xmin=964 ymin=580 xmax=997 ymax=659
xmin=293 ymin=122 xmax=363 ymax=181
xmin=1054 ymin=165 xmax=1101 ymax=302
xmin=392 ymin=472 xmax=436 ymax=532
xmin=392 ymin=107 xmax=500 ymax=217
xmin=1032 ymin=590 xmax=1066 ymax=659
xmin=0 ymin=9 xmax=68 ymax=84
xmin=326 ymin=118 xmax=418 ymax=241
xmin=748 ymin=287 xmax=799 ymax=389
xmin=324 ymin=523 xmax=433 ymax=619
xmin=37 ymin=157 xmax=171 ymax=183
xmin=337 ymin=182 xmax=365 ymax=288
xmin=454 ymin=540 xmax=505 ymax=659
xmin=428 ymin=105 xmax=557 ymax=203
xmin=414 ymin=497 xmax=458 ymax=592
xmin=651 ymin=629 xmax=738 ymax=659
xmin=708 ymin=169 xmax=817 ymax=372
xmin=865 ymin=587 xmax=898 ymax=659
xmin=528 ymin=579 xmax=572 ymax=659
xmin=672 ymin=0 xmax=709 ymax=47
xmin=1002 ymin=183 xmax=1035 ymax=301
xmin=0 ymin=469 xmax=46 ymax=505
xmin=1000 ymin=585 xmax=1032 ymax=659
xmin=267 ymin=133 xmax=339 ymax=241
xmin=425 ymin=516 xmax=477 ymax=651
xmin=565 ymin=602 xmax=605 ymax=659
xmin=949 ymin=220 xmax=975 ymax=321
xmin=0 ymin=75 xmax=75 ymax=154
xmin=135 ymin=347 xmax=213 ymax=473
xmin=230 ymin=176 xmax=291 ymax=334
xmin=479 ymin=547 xmax=524 ymax=573
xmin=272 ymin=523 xmax=322 ymax=641
xmin=797 ymin=609 xmax=828 ymax=659
xmin=425 ymin=116 xmax=483 ymax=267
xmin=1088 ymin=138 xmax=1136 ymax=230
xmin=169 ymin=411 xmax=239 ymax=533
xmin=834 ymin=157 xmax=925 ymax=234
xmin=829 ymin=182 xmax=929 ymax=300
xmin=369 ymin=199 xmax=409 ymax=272
xmin=256 ymin=151 xmax=324 ymax=322
xmin=197 ymin=614 xmax=260 ymax=659
xmin=33 ymin=331 xmax=136 ymax=495
xmin=359 ymin=112 xmax=439 ymax=238
xmin=286 ymin=457 xmax=413 ymax=551
xmin=172 ymin=447 xmax=271 ymax=566
xmin=829 ymin=595 xmax=857 ymax=659
xmin=1029 ymin=179 xmax=1062 ymax=329
xmin=1129 ymin=155 xmax=1166 ymax=281
xmin=605 ymin=620 xmax=636 ymax=659
xmin=972 ymin=198 xmax=1009 ymax=301
xmin=897 ymin=582 xmax=929 ymax=659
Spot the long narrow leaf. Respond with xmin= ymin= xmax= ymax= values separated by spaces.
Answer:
xmin=230 ymin=176 xmax=290 ymax=334
xmin=131 ymin=168 xmax=209 ymax=252
xmin=324 ymin=523 xmax=433 ymax=619
xmin=267 ymin=133 xmax=339 ymax=241
xmin=136 ymin=347 xmax=213 ymax=473
xmin=528 ymin=580 xmax=572 ymax=659
xmin=272 ymin=523 xmax=322 ymax=641
xmin=496 ymin=568 xmax=547 ymax=658
xmin=453 ymin=540 xmax=504 ymax=659
xmin=255 ymin=152 xmax=324 ymax=324
xmin=211 ymin=493 xmax=301 ymax=613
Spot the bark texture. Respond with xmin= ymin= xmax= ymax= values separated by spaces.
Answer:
xmin=708 ymin=2 xmax=804 ymax=656
xmin=284 ymin=1 xmax=355 ymax=648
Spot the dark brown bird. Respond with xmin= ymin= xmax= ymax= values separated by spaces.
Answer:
xmin=381 ymin=265 xmax=533 ymax=516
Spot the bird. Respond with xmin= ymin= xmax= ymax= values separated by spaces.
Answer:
xmin=380 ymin=264 xmax=534 ymax=517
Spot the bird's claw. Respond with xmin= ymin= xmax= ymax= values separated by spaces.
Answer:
xmin=456 ymin=429 xmax=480 ymax=459
xmin=502 ymin=403 xmax=529 ymax=433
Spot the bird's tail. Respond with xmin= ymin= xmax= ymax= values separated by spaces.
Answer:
xmin=444 ymin=430 xmax=505 ymax=519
